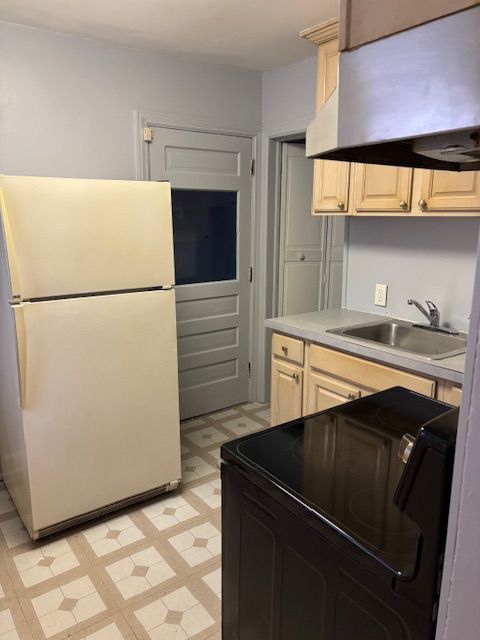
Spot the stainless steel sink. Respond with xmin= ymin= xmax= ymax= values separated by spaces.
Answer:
xmin=327 ymin=321 xmax=467 ymax=360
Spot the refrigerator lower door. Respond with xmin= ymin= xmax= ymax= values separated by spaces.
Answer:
xmin=15 ymin=289 xmax=180 ymax=536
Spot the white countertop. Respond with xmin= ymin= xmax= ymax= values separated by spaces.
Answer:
xmin=265 ymin=309 xmax=465 ymax=385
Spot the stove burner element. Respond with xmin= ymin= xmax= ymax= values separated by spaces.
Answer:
xmin=348 ymin=488 xmax=417 ymax=536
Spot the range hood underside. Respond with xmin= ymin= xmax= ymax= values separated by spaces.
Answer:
xmin=318 ymin=141 xmax=480 ymax=172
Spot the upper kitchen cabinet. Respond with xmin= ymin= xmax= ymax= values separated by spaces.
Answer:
xmin=414 ymin=169 xmax=480 ymax=215
xmin=353 ymin=163 xmax=414 ymax=215
xmin=302 ymin=20 xmax=350 ymax=216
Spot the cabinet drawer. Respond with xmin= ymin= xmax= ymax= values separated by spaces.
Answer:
xmin=309 ymin=343 xmax=435 ymax=397
xmin=272 ymin=333 xmax=304 ymax=365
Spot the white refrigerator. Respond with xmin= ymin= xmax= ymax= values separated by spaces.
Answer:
xmin=0 ymin=175 xmax=181 ymax=539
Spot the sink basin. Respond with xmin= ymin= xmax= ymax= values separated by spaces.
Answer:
xmin=327 ymin=321 xmax=467 ymax=360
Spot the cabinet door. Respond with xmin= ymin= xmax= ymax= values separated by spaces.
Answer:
xmin=312 ymin=38 xmax=351 ymax=216
xmin=417 ymin=169 xmax=480 ymax=214
xmin=444 ymin=382 xmax=463 ymax=407
xmin=353 ymin=163 xmax=413 ymax=214
xmin=306 ymin=370 xmax=363 ymax=414
xmin=312 ymin=160 xmax=350 ymax=214
xmin=271 ymin=360 xmax=303 ymax=426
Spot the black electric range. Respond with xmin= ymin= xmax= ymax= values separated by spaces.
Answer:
xmin=221 ymin=387 xmax=458 ymax=640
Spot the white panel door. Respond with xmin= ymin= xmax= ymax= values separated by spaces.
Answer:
xmin=16 ymin=290 xmax=180 ymax=533
xmin=278 ymin=143 xmax=325 ymax=316
xmin=148 ymin=128 xmax=253 ymax=419
xmin=0 ymin=176 xmax=174 ymax=299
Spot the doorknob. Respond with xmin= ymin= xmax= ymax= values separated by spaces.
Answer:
xmin=298 ymin=254 xmax=306 ymax=261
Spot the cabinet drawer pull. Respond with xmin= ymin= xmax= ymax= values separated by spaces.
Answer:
xmin=399 ymin=200 xmax=408 ymax=209
xmin=347 ymin=392 xmax=358 ymax=400
xmin=283 ymin=371 xmax=299 ymax=381
xmin=418 ymin=199 xmax=428 ymax=209
xmin=337 ymin=201 xmax=345 ymax=210
xmin=281 ymin=345 xmax=288 ymax=354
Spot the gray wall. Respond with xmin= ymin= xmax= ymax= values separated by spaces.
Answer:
xmin=253 ymin=56 xmax=317 ymax=401
xmin=0 ymin=22 xmax=262 ymax=179
xmin=262 ymin=55 xmax=316 ymax=133
xmin=345 ymin=218 xmax=479 ymax=332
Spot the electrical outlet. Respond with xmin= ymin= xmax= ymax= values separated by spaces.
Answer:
xmin=375 ymin=283 xmax=388 ymax=307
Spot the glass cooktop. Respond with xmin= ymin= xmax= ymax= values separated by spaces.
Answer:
xmin=234 ymin=388 xmax=451 ymax=576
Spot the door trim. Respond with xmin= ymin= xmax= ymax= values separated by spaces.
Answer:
xmin=135 ymin=112 xmax=257 ymax=406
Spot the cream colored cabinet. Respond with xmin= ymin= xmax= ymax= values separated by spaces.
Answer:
xmin=305 ymin=27 xmax=350 ymax=215
xmin=442 ymin=382 xmax=463 ymax=407
xmin=306 ymin=369 xmax=364 ymax=414
xmin=271 ymin=331 xmax=462 ymax=424
xmin=353 ymin=164 xmax=414 ymax=215
xmin=271 ymin=333 xmax=305 ymax=425
xmin=415 ymin=169 xmax=480 ymax=215
xmin=354 ymin=164 xmax=480 ymax=216
xmin=271 ymin=360 xmax=303 ymax=426
xmin=308 ymin=343 xmax=435 ymax=400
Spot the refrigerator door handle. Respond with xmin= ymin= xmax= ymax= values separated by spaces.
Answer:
xmin=0 ymin=189 xmax=22 ymax=298
xmin=12 ymin=305 xmax=27 ymax=408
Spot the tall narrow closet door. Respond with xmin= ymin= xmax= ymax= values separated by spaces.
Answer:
xmin=18 ymin=289 xmax=180 ymax=532
xmin=278 ymin=142 xmax=324 ymax=316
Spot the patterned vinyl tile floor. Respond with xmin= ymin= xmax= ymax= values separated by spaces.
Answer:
xmin=0 ymin=403 xmax=271 ymax=640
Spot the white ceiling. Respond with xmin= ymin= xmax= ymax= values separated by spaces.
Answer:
xmin=0 ymin=0 xmax=338 ymax=71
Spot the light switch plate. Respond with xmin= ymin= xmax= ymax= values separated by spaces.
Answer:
xmin=375 ymin=283 xmax=388 ymax=307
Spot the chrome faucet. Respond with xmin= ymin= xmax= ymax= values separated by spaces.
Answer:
xmin=407 ymin=299 xmax=440 ymax=328
xmin=407 ymin=299 xmax=459 ymax=335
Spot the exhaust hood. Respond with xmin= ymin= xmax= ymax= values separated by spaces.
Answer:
xmin=306 ymin=6 xmax=480 ymax=171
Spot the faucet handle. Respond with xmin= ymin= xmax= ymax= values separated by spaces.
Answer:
xmin=425 ymin=300 xmax=440 ymax=327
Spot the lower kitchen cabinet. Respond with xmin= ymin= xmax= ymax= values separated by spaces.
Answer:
xmin=270 ymin=359 xmax=303 ymax=426
xmin=308 ymin=343 xmax=435 ymax=398
xmin=312 ymin=159 xmax=350 ymax=214
xmin=306 ymin=369 xmax=364 ymax=413
xmin=271 ymin=332 xmax=461 ymax=425
xmin=441 ymin=381 xmax=463 ymax=407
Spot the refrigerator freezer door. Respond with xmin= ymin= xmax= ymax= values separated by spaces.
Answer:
xmin=16 ymin=289 xmax=181 ymax=534
xmin=0 ymin=176 xmax=174 ymax=300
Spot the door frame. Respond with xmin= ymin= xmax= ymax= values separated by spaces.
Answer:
xmin=134 ymin=109 xmax=258 ymax=406
xmin=256 ymin=126 xmax=350 ymax=403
